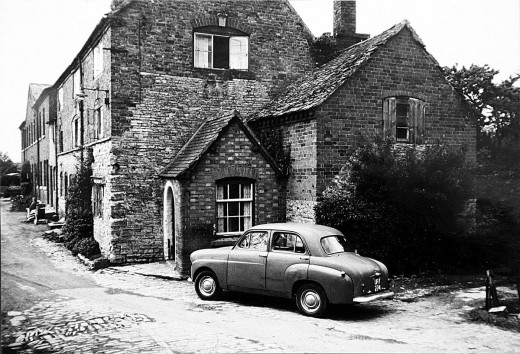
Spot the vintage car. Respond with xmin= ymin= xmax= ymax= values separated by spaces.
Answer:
xmin=190 ymin=223 xmax=394 ymax=317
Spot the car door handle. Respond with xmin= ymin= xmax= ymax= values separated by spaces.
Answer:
xmin=300 ymin=257 xmax=309 ymax=261
xmin=259 ymin=254 xmax=267 ymax=258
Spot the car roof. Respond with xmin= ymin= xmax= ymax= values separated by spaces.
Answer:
xmin=248 ymin=223 xmax=343 ymax=256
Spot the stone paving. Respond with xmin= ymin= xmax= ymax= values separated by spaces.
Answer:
xmin=3 ymin=212 xmax=520 ymax=353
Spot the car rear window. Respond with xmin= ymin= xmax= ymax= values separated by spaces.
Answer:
xmin=320 ymin=236 xmax=353 ymax=254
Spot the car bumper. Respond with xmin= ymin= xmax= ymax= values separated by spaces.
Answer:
xmin=353 ymin=291 xmax=394 ymax=303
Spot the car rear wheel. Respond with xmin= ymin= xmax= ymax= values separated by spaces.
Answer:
xmin=296 ymin=283 xmax=328 ymax=317
xmin=194 ymin=270 xmax=222 ymax=300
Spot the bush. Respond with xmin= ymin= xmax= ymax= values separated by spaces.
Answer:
xmin=315 ymin=138 xmax=473 ymax=274
xmin=62 ymin=149 xmax=101 ymax=259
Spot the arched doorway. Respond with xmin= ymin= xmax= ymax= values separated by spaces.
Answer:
xmin=163 ymin=183 xmax=175 ymax=260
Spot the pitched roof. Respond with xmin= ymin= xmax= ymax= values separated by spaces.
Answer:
xmin=159 ymin=110 xmax=281 ymax=178
xmin=29 ymin=83 xmax=50 ymax=102
xmin=252 ymin=20 xmax=428 ymax=120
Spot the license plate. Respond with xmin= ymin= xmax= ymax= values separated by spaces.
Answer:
xmin=374 ymin=277 xmax=381 ymax=292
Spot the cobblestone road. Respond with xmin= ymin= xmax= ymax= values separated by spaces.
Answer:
xmin=2 ymin=204 xmax=520 ymax=353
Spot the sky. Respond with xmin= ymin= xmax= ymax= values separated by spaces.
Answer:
xmin=0 ymin=0 xmax=519 ymax=163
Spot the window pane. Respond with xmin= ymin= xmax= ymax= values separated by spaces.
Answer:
xmin=228 ymin=202 xmax=239 ymax=216
xmin=213 ymin=36 xmax=229 ymax=69
xmin=242 ymin=183 xmax=251 ymax=199
xmin=238 ymin=235 xmax=250 ymax=248
xmin=244 ymin=215 xmax=251 ymax=230
xmin=217 ymin=184 xmax=224 ymax=200
xmin=229 ymin=183 xmax=240 ymax=199
xmin=250 ymin=232 xmax=267 ymax=250
xmin=194 ymin=34 xmax=212 ymax=68
xmin=229 ymin=216 xmax=239 ymax=232
xmin=229 ymin=36 xmax=248 ymax=69
xmin=218 ymin=218 xmax=225 ymax=233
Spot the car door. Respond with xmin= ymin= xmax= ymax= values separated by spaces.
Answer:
xmin=266 ymin=232 xmax=310 ymax=294
xmin=227 ymin=230 xmax=269 ymax=290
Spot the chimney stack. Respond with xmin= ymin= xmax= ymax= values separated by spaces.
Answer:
xmin=333 ymin=0 xmax=369 ymax=48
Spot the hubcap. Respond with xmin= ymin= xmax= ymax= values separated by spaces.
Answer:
xmin=300 ymin=289 xmax=321 ymax=313
xmin=199 ymin=276 xmax=216 ymax=296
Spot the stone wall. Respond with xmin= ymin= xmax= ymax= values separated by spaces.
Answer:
xmin=104 ymin=0 xmax=314 ymax=263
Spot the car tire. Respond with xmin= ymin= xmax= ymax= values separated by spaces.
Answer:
xmin=194 ymin=270 xmax=222 ymax=300
xmin=295 ymin=283 xmax=328 ymax=317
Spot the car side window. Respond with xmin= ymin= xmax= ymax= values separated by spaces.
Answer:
xmin=238 ymin=231 xmax=268 ymax=251
xmin=272 ymin=232 xmax=306 ymax=254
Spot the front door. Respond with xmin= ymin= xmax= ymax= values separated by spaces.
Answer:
xmin=227 ymin=230 xmax=269 ymax=290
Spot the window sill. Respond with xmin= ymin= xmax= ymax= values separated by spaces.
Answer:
xmin=191 ymin=67 xmax=256 ymax=80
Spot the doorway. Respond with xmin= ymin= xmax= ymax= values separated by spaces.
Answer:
xmin=163 ymin=183 xmax=175 ymax=260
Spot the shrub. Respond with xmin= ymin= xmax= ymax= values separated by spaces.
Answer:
xmin=315 ymin=138 xmax=473 ymax=274
xmin=62 ymin=149 xmax=101 ymax=258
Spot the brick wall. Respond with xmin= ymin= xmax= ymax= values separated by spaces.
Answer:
xmin=315 ymin=28 xmax=476 ymax=195
xmin=172 ymin=121 xmax=283 ymax=274
xmin=103 ymin=0 xmax=314 ymax=262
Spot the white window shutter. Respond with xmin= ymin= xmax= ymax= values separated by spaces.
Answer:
xmin=229 ymin=36 xmax=248 ymax=70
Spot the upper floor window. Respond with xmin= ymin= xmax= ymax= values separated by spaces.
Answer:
xmin=216 ymin=179 xmax=253 ymax=235
xmin=93 ymin=104 xmax=103 ymax=140
xmin=72 ymin=117 xmax=80 ymax=147
xmin=383 ymin=97 xmax=425 ymax=144
xmin=93 ymin=42 xmax=103 ymax=78
xmin=73 ymin=70 xmax=81 ymax=97
xmin=194 ymin=27 xmax=248 ymax=70
xmin=58 ymin=87 xmax=64 ymax=111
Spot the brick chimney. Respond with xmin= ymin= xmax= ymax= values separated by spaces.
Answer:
xmin=333 ymin=0 xmax=369 ymax=48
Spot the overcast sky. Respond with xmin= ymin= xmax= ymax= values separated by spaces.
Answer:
xmin=1 ymin=0 xmax=519 ymax=163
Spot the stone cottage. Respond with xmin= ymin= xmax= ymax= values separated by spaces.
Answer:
xmin=20 ymin=0 xmax=475 ymax=275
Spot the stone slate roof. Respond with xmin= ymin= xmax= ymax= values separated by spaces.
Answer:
xmin=159 ymin=110 xmax=281 ymax=178
xmin=252 ymin=20 xmax=428 ymax=120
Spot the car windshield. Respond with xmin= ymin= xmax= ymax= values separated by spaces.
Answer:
xmin=320 ymin=235 xmax=353 ymax=254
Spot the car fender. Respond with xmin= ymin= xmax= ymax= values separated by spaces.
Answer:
xmin=191 ymin=259 xmax=228 ymax=289
xmin=280 ymin=263 xmax=309 ymax=294
xmin=307 ymin=264 xmax=354 ymax=304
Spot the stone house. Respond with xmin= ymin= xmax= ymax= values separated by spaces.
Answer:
xmin=19 ymin=83 xmax=57 ymax=206
xmin=20 ymin=0 xmax=475 ymax=275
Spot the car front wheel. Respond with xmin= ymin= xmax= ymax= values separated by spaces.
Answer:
xmin=296 ymin=283 xmax=328 ymax=317
xmin=194 ymin=270 xmax=222 ymax=300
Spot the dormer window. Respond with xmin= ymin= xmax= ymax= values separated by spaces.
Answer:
xmin=194 ymin=27 xmax=248 ymax=70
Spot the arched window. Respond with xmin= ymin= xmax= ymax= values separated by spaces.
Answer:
xmin=216 ymin=178 xmax=254 ymax=235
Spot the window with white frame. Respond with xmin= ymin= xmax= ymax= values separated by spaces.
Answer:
xmin=194 ymin=30 xmax=248 ymax=70
xmin=93 ymin=42 xmax=103 ymax=78
xmin=73 ymin=70 xmax=80 ymax=97
xmin=58 ymin=86 xmax=64 ymax=111
xmin=93 ymin=101 xmax=103 ymax=139
xmin=383 ymin=97 xmax=426 ymax=144
xmin=216 ymin=179 xmax=253 ymax=234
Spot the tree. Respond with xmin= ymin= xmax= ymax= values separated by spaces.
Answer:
xmin=445 ymin=65 xmax=520 ymax=294
xmin=0 ymin=152 xmax=18 ymax=178
xmin=443 ymin=64 xmax=520 ymax=153
xmin=309 ymin=33 xmax=342 ymax=67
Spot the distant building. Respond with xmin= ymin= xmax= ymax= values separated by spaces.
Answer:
xmin=20 ymin=0 xmax=475 ymax=275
